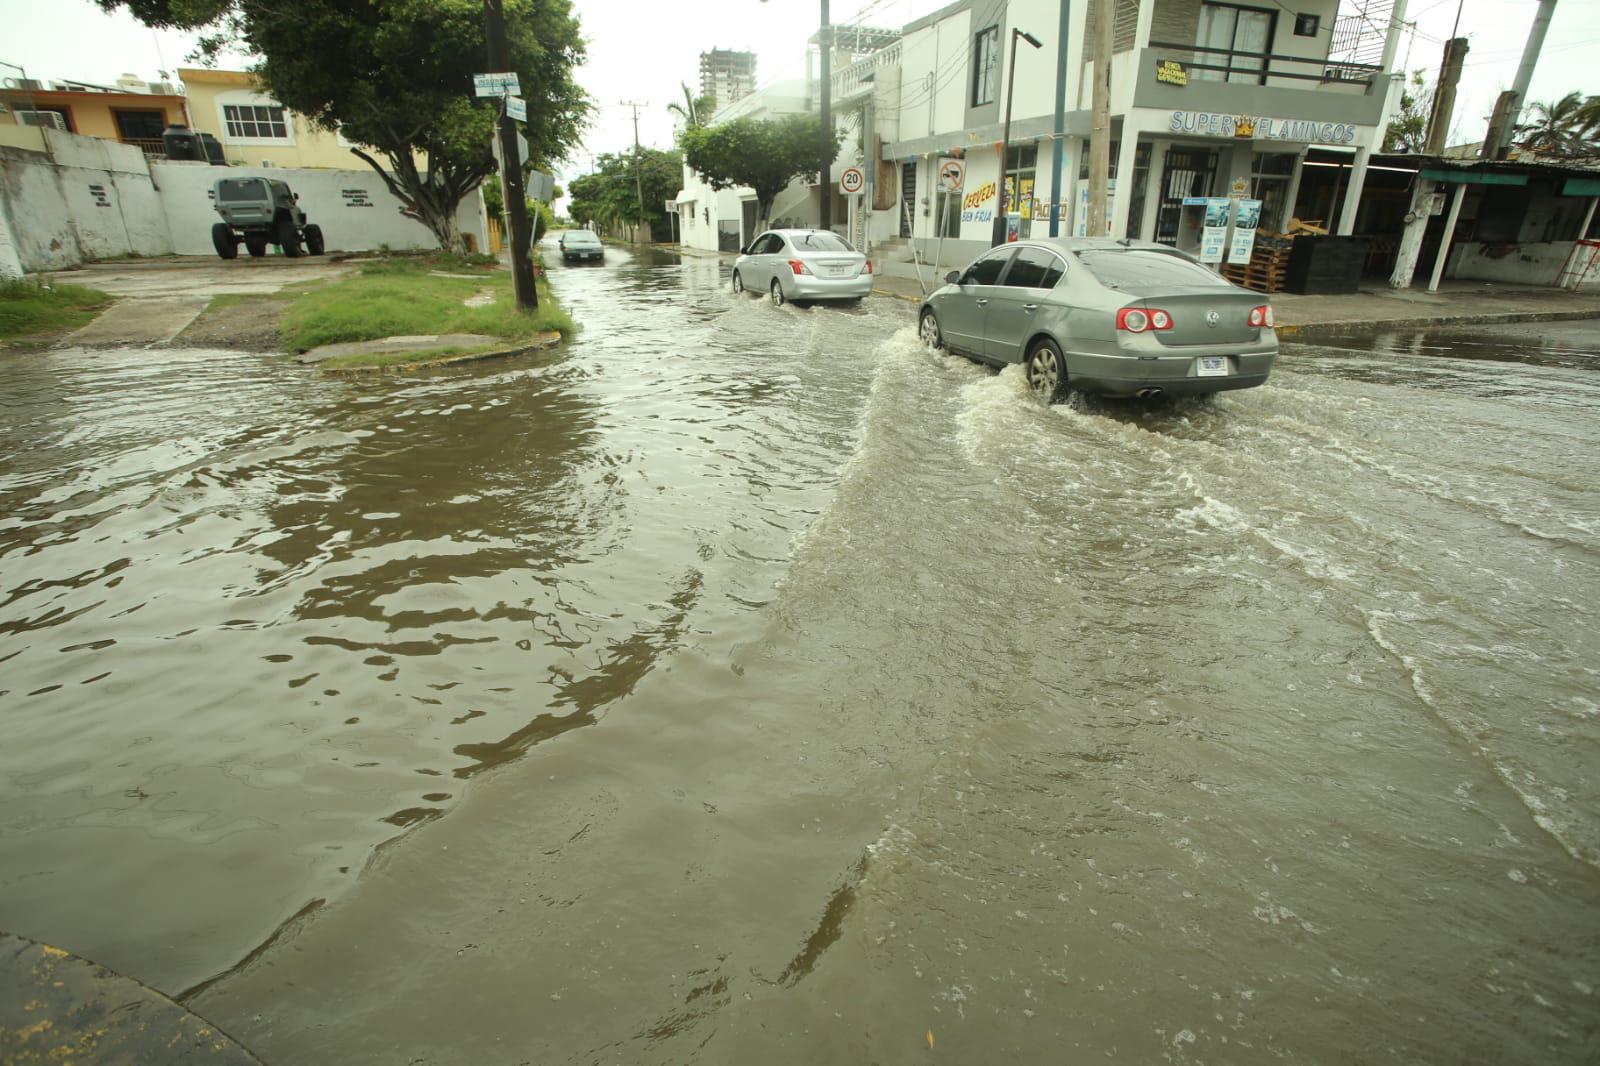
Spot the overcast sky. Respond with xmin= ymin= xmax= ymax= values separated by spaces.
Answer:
xmin=1 ymin=0 xmax=1594 ymax=175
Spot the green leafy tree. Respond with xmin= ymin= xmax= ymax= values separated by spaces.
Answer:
xmin=566 ymin=148 xmax=683 ymax=241
xmin=1382 ymin=70 xmax=1431 ymax=153
xmin=1514 ymin=91 xmax=1600 ymax=159
xmin=680 ymin=114 xmax=841 ymax=226
xmin=99 ymin=0 xmax=590 ymax=252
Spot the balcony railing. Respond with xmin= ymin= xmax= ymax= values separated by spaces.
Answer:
xmin=831 ymin=40 xmax=903 ymax=100
xmin=1149 ymin=41 xmax=1381 ymax=88
xmin=121 ymin=137 xmax=167 ymax=158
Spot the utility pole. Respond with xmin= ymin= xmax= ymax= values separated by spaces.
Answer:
xmin=1047 ymin=0 xmax=1071 ymax=237
xmin=819 ymin=0 xmax=833 ymax=234
xmin=1086 ymin=0 xmax=1114 ymax=235
xmin=623 ymin=100 xmax=647 ymax=242
xmin=483 ymin=0 xmax=536 ymax=310
xmin=1486 ymin=0 xmax=1558 ymax=159
xmin=1425 ymin=37 xmax=1469 ymax=155
xmin=993 ymin=28 xmax=1043 ymax=246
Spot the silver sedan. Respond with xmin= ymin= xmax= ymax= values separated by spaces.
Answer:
xmin=732 ymin=229 xmax=873 ymax=306
xmin=919 ymin=237 xmax=1278 ymax=401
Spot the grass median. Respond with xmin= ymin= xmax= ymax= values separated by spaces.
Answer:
xmin=1 ymin=278 xmax=112 ymax=347
xmin=280 ymin=253 xmax=572 ymax=365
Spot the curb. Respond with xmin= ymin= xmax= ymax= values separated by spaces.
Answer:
xmin=1278 ymin=308 xmax=1600 ymax=340
xmin=319 ymin=332 xmax=564 ymax=373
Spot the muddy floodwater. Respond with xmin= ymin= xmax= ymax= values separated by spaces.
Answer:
xmin=2 ymin=245 xmax=1597 ymax=1064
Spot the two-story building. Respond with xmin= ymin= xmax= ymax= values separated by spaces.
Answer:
xmin=0 ymin=74 xmax=187 ymax=158
xmin=875 ymin=0 xmax=1404 ymax=270
xmin=177 ymin=68 xmax=377 ymax=170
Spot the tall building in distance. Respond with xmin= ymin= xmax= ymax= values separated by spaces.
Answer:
xmin=698 ymin=49 xmax=756 ymax=116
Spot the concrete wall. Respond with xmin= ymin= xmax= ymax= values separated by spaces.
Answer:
xmin=0 ymin=130 xmax=174 ymax=271
xmin=1446 ymin=240 xmax=1599 ymax=290
xmin=0 ymin=129 xmax=486 ymax=271
xmin=152 ymin=162 xmax=486 ymax=255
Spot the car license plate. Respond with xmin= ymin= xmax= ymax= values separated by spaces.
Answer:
xmin=824 ymin=264 xmax=851 ymax=276
xmin=1196 ymin=356 xmax=1229 ymax=377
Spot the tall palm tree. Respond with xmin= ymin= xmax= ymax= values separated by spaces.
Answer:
xmin=667 ymin=81 xmax=715 ymax=130
xmin=1514 ymin=91 xmax=1600 ymax=159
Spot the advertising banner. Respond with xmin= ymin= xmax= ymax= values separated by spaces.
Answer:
xmin=1227 ymin=199 xmax=1262 ymax=265
xmin=1198 ymin=197 xmax=1230 ymax=264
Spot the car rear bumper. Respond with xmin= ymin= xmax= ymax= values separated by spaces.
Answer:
xmin=563 ymin=250 xmax=603 ymax=259
xmin=1066 ymin=347 xmax=1277 ymax=396
xmin=786 ymin=274 xmax=872 ymax=301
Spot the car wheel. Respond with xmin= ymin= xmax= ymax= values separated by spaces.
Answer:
xmin=918 ymin=309 xmax=943 ymax=349
xmin=731 ymin=270 xmax=744 ymax=295
xmin=303 ymin=224 xmax=325 ymax=256
xmin=244 ymin=237 xmax=267 ymax=258
xmin=1026 ymin=338 xmax=1069 ymax=404
xmin=212 ymin=223 xmax=238 ymax=260
xmin=277 ymin=217 xmax=302 ymax=258
xmin=769 ymin=279 xmax=785 ymax=306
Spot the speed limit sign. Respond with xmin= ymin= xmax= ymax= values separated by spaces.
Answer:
xmin=839 ymin=166 xmax=866 ymax=195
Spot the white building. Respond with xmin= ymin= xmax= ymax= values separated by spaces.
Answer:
xmin=678 ymin=0 xmax=1406 ymax=270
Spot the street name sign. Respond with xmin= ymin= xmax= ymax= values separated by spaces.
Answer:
xmin=474 ymin=72 xmax=521 ymax=97
xmin=839 ymin=167 xmax=866 ymax=195
xmin=505 ymin=95 xmax=527 ymax=122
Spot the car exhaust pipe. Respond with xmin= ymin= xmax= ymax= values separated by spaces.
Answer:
xmin=1137 ymin=387 xmax=1164 ymax=399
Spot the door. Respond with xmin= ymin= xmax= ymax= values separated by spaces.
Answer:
xmin=982 ymin=247 xmax=1067 ymax=363
xmin=900 ymin=162 xmax=917 ymax=238
xmin=745 ymin=232 xmax=782 ymax=288
xmin=1194 ymin=3 xmax=1277 ymax=84
xmin=1154 ymin=148 xmax=1218 ymax=245
xmin=940 ymin=248 xmax=1014 ymax=356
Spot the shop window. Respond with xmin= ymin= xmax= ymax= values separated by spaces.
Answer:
xmin=972 ymin=26 xmax=999 ymax=107
xmin=1250 ymin=151 xmax=1297 ymax=232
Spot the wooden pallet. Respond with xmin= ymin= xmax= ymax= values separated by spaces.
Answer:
xmin=1223 ymin=242 xmax=1292 ymax=294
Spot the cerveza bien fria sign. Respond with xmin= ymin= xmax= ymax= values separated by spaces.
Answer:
xmin=1168 ymin=110 xmax=1357 ymax=145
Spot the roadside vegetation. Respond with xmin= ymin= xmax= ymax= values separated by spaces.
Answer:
xmin=0 ymin=278 xmax=111 ymax=346
xmin=279 ymin=253 xmax=572 ymax=358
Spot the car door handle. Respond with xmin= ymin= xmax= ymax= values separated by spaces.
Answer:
xmin=975 ymin=298 xmax=989 ymax=306
xmin=1023 ymin=303 xmax=1039 ymax=311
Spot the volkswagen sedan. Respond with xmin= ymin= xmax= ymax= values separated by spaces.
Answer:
xmin=732 ymin=229 xmax=873 ymax=306
xmin=918 ymin=238 xmax=1278 ymax=401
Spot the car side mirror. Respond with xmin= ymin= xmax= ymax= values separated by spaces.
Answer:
xmin=945 ymin=270 xmax=961 ymax=284
xmin=293 ymin=193 xmax=300 ymax=201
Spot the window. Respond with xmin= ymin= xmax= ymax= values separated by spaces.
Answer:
xmin=972 ymin=26 xmax=999 ymax=106
xmin=754 ymin=233 xmax=784 ymax=254
xmin=1293 ymin=13 xmax=1319 ymax=36
xmin=792 ymin=232 xmax=853 ymax=252
xmin=962 ymin=249 xmax=1013 ymax=286
xmin=216 ymin=178 xmax=268 ymax=202
xmin=222 ymin=103 xmax=289 ymax=140
xmin=1076 ymin=249 xmax=1233 ymax=289
xmin=1195 ymin=3 xmax=1277 ymax=85
xmin=113 ymin=109 xmax=166 ymax=142
xmin=1003 ymin=247 xmax=1066 ymax=289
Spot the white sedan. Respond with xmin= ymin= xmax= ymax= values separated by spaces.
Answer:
xmin=731 ymin=229 xmax=872 ymax=306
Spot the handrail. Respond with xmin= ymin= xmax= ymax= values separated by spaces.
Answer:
xmin=831 ymin=40 xmax=904 ymax=98
xmin=1148 ymin=39 xmax=1381 ymax=85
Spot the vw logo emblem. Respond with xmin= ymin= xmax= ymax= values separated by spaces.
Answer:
xmin=1205 ymin=310 xmax=1220 ymax=327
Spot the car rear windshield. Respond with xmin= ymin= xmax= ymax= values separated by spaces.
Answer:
xmin=217 ymin=179 xmax=266 ymax=202
xmin=567 ymin=232 xmax=600 ymax=244
xmin=791 ymin=233 xmax=853 ymax=252
xmin=1075 ymin=248 xmax=1232 ymax=289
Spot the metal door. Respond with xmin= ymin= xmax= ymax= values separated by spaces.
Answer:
xmin=1154 ymin=148 xmax=1218 ymax=245
xmin=900 ymin=162 xmax=917 ymax=238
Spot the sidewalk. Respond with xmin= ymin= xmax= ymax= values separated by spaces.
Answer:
xmin=868 ymin=272 xmax=1600 ymax=337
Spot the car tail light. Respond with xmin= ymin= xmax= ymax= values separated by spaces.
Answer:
xmin=1248 ymin=305 xmax=1275 ymax=328
xmin=1116 ymin=307 xmax=1173 ymax=333
xmin=787 ymin=259 xmax=811 ymax=275
xmin=862 ymin=260 xmax=873 ymax=273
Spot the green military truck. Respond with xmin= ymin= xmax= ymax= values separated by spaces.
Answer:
xmin=211 ymin=176 xmax=326 ymax=259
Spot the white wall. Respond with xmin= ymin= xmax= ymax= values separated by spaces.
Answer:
xmin=1447 ymin=240 xmax=1598 ymax=290
xmin=152 ymin=162 xmax=486 ymax=255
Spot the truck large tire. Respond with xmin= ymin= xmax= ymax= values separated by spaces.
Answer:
xmin=303 ymin=224 xmax=325 ymax=256
xmin=212 ymin=222 xmax=238 ymax=260
xmin=276 ymin=217 xmax=302 ymax=258
xmin=245 ymin=236 xmax=267 ymax=258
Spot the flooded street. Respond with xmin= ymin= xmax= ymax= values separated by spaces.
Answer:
xmin=2 ymin=244 xmax=1598 ymax=1063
